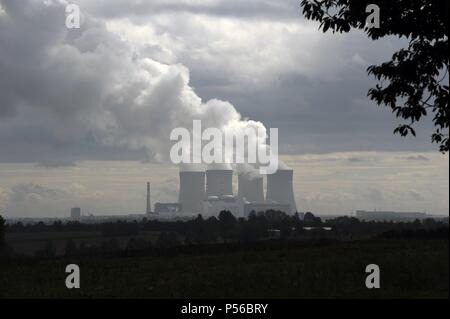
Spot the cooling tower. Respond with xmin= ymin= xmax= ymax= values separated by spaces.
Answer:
xmin=206 ymin=169 xmax=233 ymax=197
xmin=266 ymin=169 xmax=297 ymax=214
xmin=238 ymin=173 xmax=264 ymax=202
xmin=178 ymin=171 xmax=205 ymax=213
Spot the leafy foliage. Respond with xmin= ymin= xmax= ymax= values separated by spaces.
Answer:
xmin=300 ymin=0 xmax=449 ymax=151
xmin=0 ymin=215 xmax=5 ymax=250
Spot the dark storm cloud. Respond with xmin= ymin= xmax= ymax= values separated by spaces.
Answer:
xmin=0 ymin=0 xmax=133 ymax=165
xmin=0 ymin=0 xmax=440 ymax=167
xmin=78 ymin=0 xmax=298 ymax=21
xmin=191 ymin=60 xmax=434 ymax=154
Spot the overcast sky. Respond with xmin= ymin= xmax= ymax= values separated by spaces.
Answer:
xmin=0 ymin=0 xmax=448 ymax=217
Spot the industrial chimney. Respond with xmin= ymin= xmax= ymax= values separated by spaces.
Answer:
xmin=146 ymin=182 xmax=151 ymax=214
xmin=206 ymin=169 xmax=233 ymax=197
xmin=178 ymin=170 xmax=205 ymax=213
xmin=266 ymin=169 xmax=297 ymax=214
xmin=238 ymin=173 xmax=264 ymax=202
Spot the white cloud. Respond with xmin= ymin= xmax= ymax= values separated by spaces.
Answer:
xmin=0 ymin=0 xmax=271 ymax=166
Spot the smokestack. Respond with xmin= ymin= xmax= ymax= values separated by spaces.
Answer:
xmin=146 ymin=182 xmax=151 ymax=214
xmin=178 ymin=170 xmax=205 ymax=213
xmin=238 ymin=173 xmax=264 ymax=202
xmin=206 ymin=169 xmax=233 ymax=197
xmin=266 ymin=169 xmax=297 ymax=214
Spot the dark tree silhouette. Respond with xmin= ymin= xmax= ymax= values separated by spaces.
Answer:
xmin=35 ymin=240 xmax=55 ymax=258
xmin=303 ymin=212 xmax=316 ymax=224
xmin=65 ymin=238 xmax=78 ymax=255
xmin=300 ymin=0 xmax=449 ymax=152
xmin=156 ymin=232 xmax=181 ymax=248
xmin=0 ymin=215 xmax=5 ymax=251
xmin=101 ymin=238 xmax=120 ymax=252
xmin=218 ymin=210 xmax=237 ymax=226
xmin=126 ymin=237 xmax=151 ymax=251
xmin=218 ymin=210 xmax=237 ymax=242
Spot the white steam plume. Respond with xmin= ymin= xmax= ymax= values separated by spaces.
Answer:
xmin=0 ymin=0 xmax=276 ymax=171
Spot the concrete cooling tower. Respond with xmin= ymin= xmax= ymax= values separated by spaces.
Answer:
xmin=238 ymin=173 xmax=264 ymax=202
xmin=206 ymin=169 xmax=233 ymax=197
xmin=178 ymin=171 xmax=205 ymax=213
xmin=266 ymin=169 xmax=297 ymax=214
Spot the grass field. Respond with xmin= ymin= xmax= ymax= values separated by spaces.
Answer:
xmin=5 ymin=231 xmax=161 ymax=256
xmin=0 ymin=239 xmax=448 ymax=299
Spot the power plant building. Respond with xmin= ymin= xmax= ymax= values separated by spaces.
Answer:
xmin=70 ymin=207 xmax=81 ymax=219
xmin=266 ymin=169 xmax=297 ymax=214
xmin=237 ymin=172 xmax=264 ymax=202
xmin=174 ymin=167 xmax=298 ymax=218
xmin=203 ymin=195 xmax=244 ymax=218
xmin=154 ymin=203 xmax=181 ymax=214
xmin=178 ymin=170 xmax=205 ymax=214
xmin=206 ymin=169 xmax=233 ymax=197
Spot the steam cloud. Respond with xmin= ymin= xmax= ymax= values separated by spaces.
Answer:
xmin=0 ymin=0 xmax=272 ymax=168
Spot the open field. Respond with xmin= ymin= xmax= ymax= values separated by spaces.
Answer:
xmin=0 ymin=239 xmax=448 ymax=299
xmin=5 ymin=231 xmax=161 ymax=256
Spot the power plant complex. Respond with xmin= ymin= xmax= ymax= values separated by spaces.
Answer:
xmin=66 ymin=168 xmax=440 ymax=223
xmin=154 ymin=168 xmax=298 ymax=219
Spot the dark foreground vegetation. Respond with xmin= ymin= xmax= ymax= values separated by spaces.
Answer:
xmin=2 ymin=211 xmax=449 ymax=258
xmin=0 ymin=239 xmax=448 ymax=298
xmin=0 ymin=213 xmax=448 ymax=298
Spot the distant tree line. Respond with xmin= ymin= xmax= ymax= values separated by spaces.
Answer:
xmin=5 ymin=211 xmax=448 ymax=240
xmin=3 ymin=211 xmax=448 ymax=260
xmin=0 ymin=215 xmax=5 ymax=252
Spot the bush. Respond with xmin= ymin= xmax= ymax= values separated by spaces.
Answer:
xmin=0 ymin=215 xmax=5 ymax=251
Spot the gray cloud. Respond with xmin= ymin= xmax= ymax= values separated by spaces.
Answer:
xmin=0 ymin=182 xmax=75 ymax=217
xmin=363 ymin=187 xmax=384 ymax=202
xmin=0 ymin=0 xmax=438 ymax=167
xmin=403 ymin=155 xmax=430 ymax=161
xmin=408 ymin=190 xmax=425 ymax=201
xmin=0 ymin=0 xmax=272 ymax=167
xmin=8 ymin=183 xmax=70 ymax=202
xmin=347 ymin=157 xmax=368 ymax=163
xmin=77 ymin=0 xmax=298 ymax=21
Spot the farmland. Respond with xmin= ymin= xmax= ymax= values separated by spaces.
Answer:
xmin=5 ymin=230 xmax=161 ymax=257
xmin=0 ymin=238 xmax=448 ymax=298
